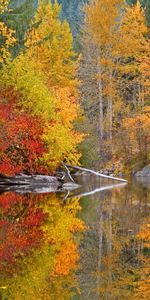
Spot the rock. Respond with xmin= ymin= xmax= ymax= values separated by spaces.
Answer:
xmin=135 ymin=165 xmax=150 ymax=177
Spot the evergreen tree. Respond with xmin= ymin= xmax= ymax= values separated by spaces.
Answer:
xmin=59 ymin=0 xmax=87 ymax=36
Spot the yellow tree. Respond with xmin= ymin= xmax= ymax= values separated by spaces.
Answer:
xmin=83 ymin=0 xmax=149 ymax=167
xmin=118 ymin=0 xmax=149 ymax=112
xmin=25 ymin=1 xmax=77 ymax=89
xmin=83 ymin=0 xmax=125 ymax=164
xmin=113 ymin=2 xmax=150 ymax=170
xmin=139 ymin=40 xmax=150 ymax=106
xmin=25 ymin=0 xmax=84 ymax=169
xmin=0 ymin=0 xmax=16 ymax=64
xmin=0 ymin=0 xmax=83 ymax=173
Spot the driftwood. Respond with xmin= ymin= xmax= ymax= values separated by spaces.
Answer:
xmin=63 ymin=164 xmax=128 ymax=183
xmin=0 ymin=163 xmax=127 ymax=194
xmin=61 ymin=162 xmax=75 ymax=182
xmin=0 ymin=174 xmax=80 ymax=194
xmin=0 ymin=174 xmax=62 ymax=187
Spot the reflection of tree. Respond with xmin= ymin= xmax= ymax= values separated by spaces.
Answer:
xmin=78 ymin=182 xmax=150 ymax=300
xmin=0 ymin=192 xmax=85 ymax=299
xmin=0 ymin=192 xmax=45 ymax=275
xmin=97 ymin=185 xmax=150 ymax=300
xmin=135 ymin=218 xmax=150 ymax=299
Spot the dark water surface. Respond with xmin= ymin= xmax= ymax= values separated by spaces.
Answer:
xmin=0 ymin=175 xmax=150 ymax=299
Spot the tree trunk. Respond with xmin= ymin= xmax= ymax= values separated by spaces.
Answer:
xmin=97 ymin=54 xmax=104 ymax=142
xmin=108 ymin=70 xmax=113 ymax=140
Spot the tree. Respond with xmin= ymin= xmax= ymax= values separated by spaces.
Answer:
xmin=24 ymin=0 xmax=84 ymax=169
xmin=128 ymin=0 xmax=150 ymax=25
xmin=55 ymin=0 xmax=88 ymax=40
xmin=1 ymin=0 xmax=36 ymax=56
xmin=0 ymin=87 xmax=48 ymax=175
xmin=115 ymin=107 xmax=150 ymax=170
xmin=79 ymin=0 xmax=126 ymax=167
xmin=0 ymin=0 xmax=16 ymax=64
xmin=0 ymin=0 xmax=83 ymax=175
xmin=79 ymin=0 xmax=149 ymax=169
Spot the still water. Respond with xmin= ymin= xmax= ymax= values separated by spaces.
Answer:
xmin=0 ymin=175 xmax=150 ymax=299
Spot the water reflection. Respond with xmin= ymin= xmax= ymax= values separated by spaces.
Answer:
xmin=0 ymin=176 xmax=150 ymax=299
xmin=0 ymin=192 xmax=84 ymax=299
xmin=77 ymin=178 xmax=150 ymax=300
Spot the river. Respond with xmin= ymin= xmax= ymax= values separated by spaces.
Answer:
xmin=0 ymin=175 xmax=150 ymax=299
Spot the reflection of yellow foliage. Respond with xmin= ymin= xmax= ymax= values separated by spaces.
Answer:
xmin=43 ymin=195 xmax=85 ymax=276
xmin=53 ymin=241 xmax=79 ymax=276
xmin=0 ymin=194 xmax=85 ymax=300
xmin=135 ymin=218 xmax=150 ymax=299
xmin=97 ymin=220 xmax=135 ymax=299
xmin=137 ymin=221 xmax=150 ymax=248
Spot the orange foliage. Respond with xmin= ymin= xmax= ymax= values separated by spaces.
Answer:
xmin=135 ymin=218 xmax=150 ymax=299
xmin=52 ymin=241 xmax=79 ymax=276
xmin=116 ymin=107 xmax=150 ymax=167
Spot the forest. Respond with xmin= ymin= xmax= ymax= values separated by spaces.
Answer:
xmin=0 ymin=1 xmax=150 ymax=300
xmin=0 ymin=0 xmax=150 ymax=176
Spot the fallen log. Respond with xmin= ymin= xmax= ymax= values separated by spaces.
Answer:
xmin=61 ymin=162 xmax=75 ymax=182
xmin=63 ymin=164 xmax=128 ymax=183
xmin=0 ymin=174 xmax=80 ymax=194
xmin=0 ymin=174 xmax=62 ymax=187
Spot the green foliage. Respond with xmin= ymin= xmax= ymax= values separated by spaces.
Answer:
xmin=55 ymin=0 xmax=87 ymax=36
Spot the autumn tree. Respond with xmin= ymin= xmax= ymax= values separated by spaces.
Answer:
xmin=128 ymin=0 xmax=150 ymax=25
xmin=79 ymin=0 xmax=126 ymax=167
xmin=79 ymin=0 xmax=149 ymax=169
xmin=115 ymin=107 xmax=150 ymax=171
xmin=24 ymin=0 xmax=84 ymax=168
xmin=0 ymin=88 xmax=48 ymax=175
xmin=0 ymin=0 xmax=83 ymax=175
xmin=0 ymin=0 xmax=16 ymax=64
xmin=0 ymin=0 xmax=35 ymax=56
